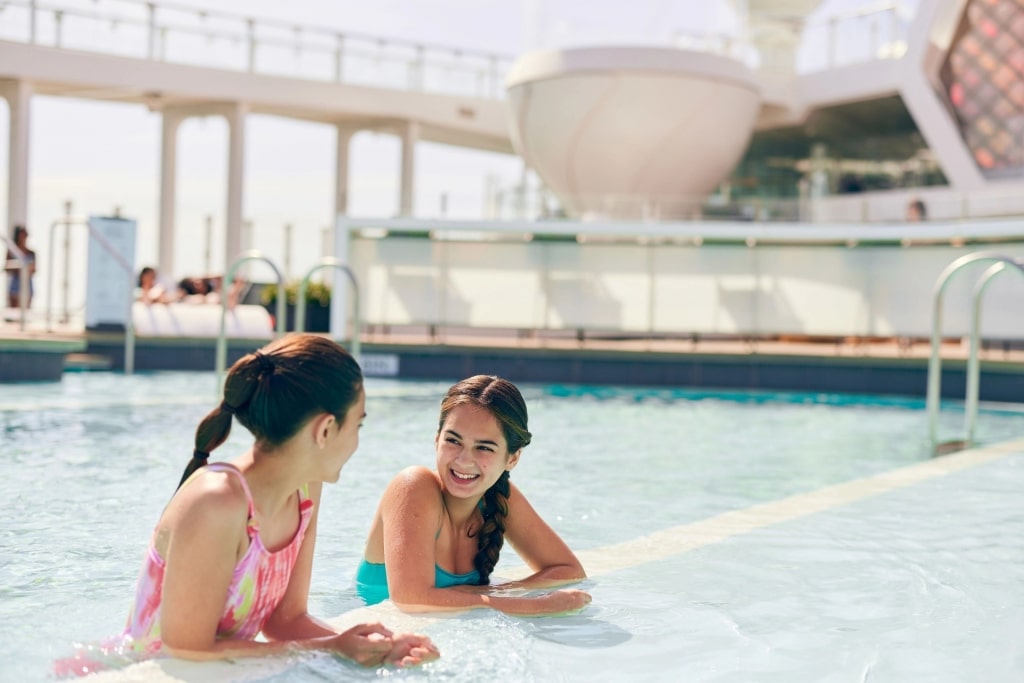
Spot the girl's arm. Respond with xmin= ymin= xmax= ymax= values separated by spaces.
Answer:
xmin=261 ymin=481 xmax=438 ymax=667
xmin=493 ymin=480 xmax=587 ymax=588
xmin=262 ymin=481 xmax=337 ymax=640
xmin=382 ymin=469 xmax=591 ymax=617
xmin=157 ymin=477 xmax=414 ymax=666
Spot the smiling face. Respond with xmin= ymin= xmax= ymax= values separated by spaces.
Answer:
xmin=435 ymin=404 xmax=519 ymax=499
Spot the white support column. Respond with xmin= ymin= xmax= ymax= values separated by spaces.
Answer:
xmin=158 ymin=110 xmax=183 ymax=278
xmin=399 ymin=120 xmax=419 ymax=217
xmin=1 ymin=79 xmax=32 ymax=233
xmin=334 ymin=124 xmax=357 ymax=218
xmin=224 ymin=102 xmax=248 ymax=269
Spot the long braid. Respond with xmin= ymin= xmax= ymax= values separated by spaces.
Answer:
xmin=473 ymin=470 xmax=510 ymax=584
xmin=176 ymin=354 xmax=268 ymax=490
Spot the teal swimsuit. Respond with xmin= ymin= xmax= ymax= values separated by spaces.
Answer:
xmin=355 ymin=559 xmax=480 ymax=605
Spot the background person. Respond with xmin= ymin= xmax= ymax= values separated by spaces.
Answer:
xmin=5 ymin=225 xmax=36 ymax=309
xmin=137 ymin=266 xmax=173 ymax=304
xmin=356 ymin=374 xmax=591 ymax=616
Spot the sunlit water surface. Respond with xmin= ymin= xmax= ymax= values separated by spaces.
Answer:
xmin=2 ymin=373 xmax=1023 ymax=682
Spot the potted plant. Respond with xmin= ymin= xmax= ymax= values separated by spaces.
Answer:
xmin=260 ymin=280 xmax=332 ymax=332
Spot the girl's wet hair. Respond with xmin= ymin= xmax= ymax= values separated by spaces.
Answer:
xmin=438 ymin=375 xmax=532 ymax=584
xmin=176 ymin=334 xmax=363 ymax=489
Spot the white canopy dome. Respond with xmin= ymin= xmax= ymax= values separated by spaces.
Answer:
xmin=505 ymin=47 xmax=762 ymax=219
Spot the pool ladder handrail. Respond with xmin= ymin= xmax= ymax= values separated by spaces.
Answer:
xmin=926 ymin=252 xmax=1024 ymax=454
xmin=215 ymin=251 xmax=286 ymax=391
xmin=294 ymin=257 xmax=361 ymax=363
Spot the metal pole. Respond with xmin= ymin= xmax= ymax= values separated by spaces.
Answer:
xmin=61 ymin=200 xmax=72 ymax=324
xmin=147 ymin=2 xmax=157 ymax=59
xmin=334 ymin=34 xmax=345 ymax=82
xmin=54 ymin=11 xmax=63 ymax=48
xmin=29 ymin=0 xmax=37 ymax=44
xmin=283 ymin=223 xmax=293 ymax=279
xmin=204 ymin=214 xmax=213 ymax=274
xmin=246 ymin=18 xmax=256 ymax=73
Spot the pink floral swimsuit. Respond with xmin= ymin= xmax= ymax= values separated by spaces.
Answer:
xmin=122 ymin=463 xmax=314 ymax=653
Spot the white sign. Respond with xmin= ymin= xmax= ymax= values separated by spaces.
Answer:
xmin=361 ymin=353 xmax=400 ymax=377
xmin=85 ymin=216 xmax=137 ymax=329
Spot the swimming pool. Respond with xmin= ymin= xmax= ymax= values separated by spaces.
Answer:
xmin=2 ymin=373 xmax=1023 ymax=681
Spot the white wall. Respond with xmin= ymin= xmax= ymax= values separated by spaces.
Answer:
xmin=343 ymin=227 xmax=1024 ymax=340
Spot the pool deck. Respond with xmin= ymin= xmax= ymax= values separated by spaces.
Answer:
xmin=4 ymin=315 xmax=1024 ymax=401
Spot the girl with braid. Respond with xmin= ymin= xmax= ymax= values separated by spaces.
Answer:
xmin=356 ymin=375 xmax=591 ymax=616
xmin=117 ymin=334 xmax=437 ymax=668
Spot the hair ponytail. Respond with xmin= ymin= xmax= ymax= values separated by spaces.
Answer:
xmin=174 ymin=335 xmax=362 ymax=492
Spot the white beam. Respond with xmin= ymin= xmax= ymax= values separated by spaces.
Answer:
xmin=399 ymin=121 xmax=419 ymax=217
xmin=158 ymin=110 xmax=182 ymax=278
xmin=0 ymin=79 xmax=32 ymax=233
xmin=224 ymin=102 xmax=248 ymax=269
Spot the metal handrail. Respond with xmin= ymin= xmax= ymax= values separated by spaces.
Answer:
xmin=1 ymin=235 xmax=30 ymax=331
xmin=215 ymin=251 xmax=285 ymax=392
xmin=926 ymin=252 xmax=1024 ymax=453
xmin=295 ymin=258 xmax=361 ymax=362
xmin=963 ymin=260 xmax=1024 ymax=446
xmin=45 ymin=207 xmax=79 ymax=331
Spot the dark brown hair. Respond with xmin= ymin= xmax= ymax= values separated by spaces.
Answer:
xmin=438 ymin=375 xmax=532 ymax=584
xmin=177 ymin=334 xmax=363 ymax=489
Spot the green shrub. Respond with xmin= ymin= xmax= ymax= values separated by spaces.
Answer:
xmin=261 ymin=280 xmax=331 ymax=307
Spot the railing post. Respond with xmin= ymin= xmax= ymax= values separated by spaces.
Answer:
xmin=828 ymin=17 xmax=838 ymax=67
xmin=54 ymin=10 xmax=64 ymax=48
xmin=61 ymin=200 xmax=72 ymax=324
xmin=204 ymin=214 xmax=213 ymax=274
xmin=410 ymin=45 xmax=425 ymax=90
xmin=283 ymin=223 xmax=293 ymax=279
xmin=147 ymin=2 xmax=157 ymax=59
xmin=334 ymin=34 xmax=345 ymax=82
xmin=29 ymin=0 xmax=37 ymax=44
xmin=246 ymin=18 xmax=256 ymax=73
xmin=489 ymin=56 xmax=500 ymax=98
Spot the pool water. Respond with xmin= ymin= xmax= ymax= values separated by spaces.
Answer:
xmin=2 ymin=373 xmax=1023 ymax=682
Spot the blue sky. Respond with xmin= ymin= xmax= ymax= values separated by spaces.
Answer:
xmin=1 ymin=0 xmax=914 ymax=293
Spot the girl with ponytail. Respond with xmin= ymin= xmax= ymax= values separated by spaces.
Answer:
xmin=120 ymin=334 xmax=437 ymax=668
xmin=357 ymin=375 xmax=590 ymax=616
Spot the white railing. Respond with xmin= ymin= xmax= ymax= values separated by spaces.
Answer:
xmin=799 ymin=1 xmax=910 ymax=71
xmin=336 ymin=216 xmax=1024 ymax=342
xmin=0 ymin=0 xmax=512 ymax=99
xmin=485 ymin=185 xmax=1024 ymax=224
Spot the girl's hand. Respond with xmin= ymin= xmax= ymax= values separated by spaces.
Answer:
xmin=535 ymin=589 xmax=592 ymax=615
xmin=384 ymin=632 xmax=440 ymax=667
xmin=328 ymin=622 xmax=394 ymax=666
